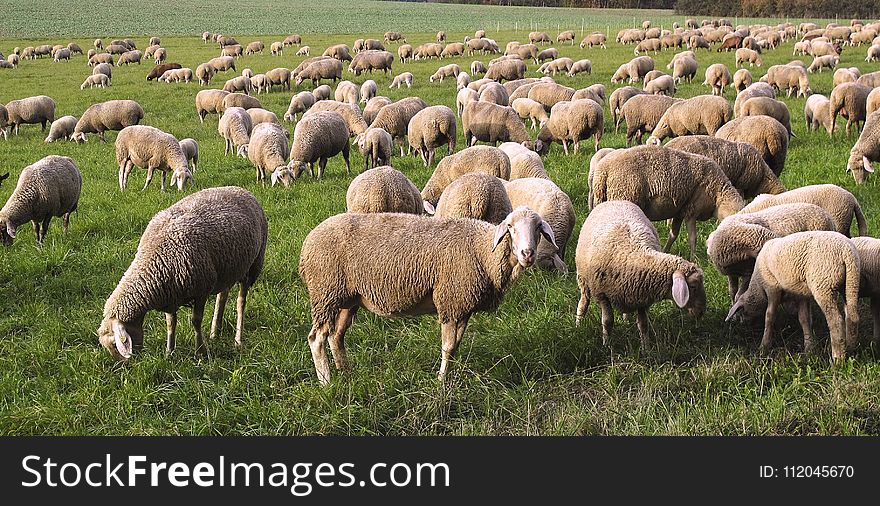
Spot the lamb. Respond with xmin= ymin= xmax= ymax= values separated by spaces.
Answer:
xmin=4 ymin=95 xmax=55 ymax=135
xmin=707 ymin=204 xmax=836 ymax=303
xmin=471 ymin=60 xmax=487 ymax=75
xmin=456 ymin=72 xmax=471 ymax=91
xmin=505 ymin=177 xmax=573 ymax=272
xmin=804 ymin=94 xmax=834 ymax=135
xmin=740 ymin=96 xmax=793 ymax=136
xmin=430 ymin=63 xmax=460 ymax=83
xmin=574 ymin=200 xmax=706 ymax=346
xmin=295 ymin=58 xmax=343 ymax=87
xmin=703 ymin=63 xmax=732 ymax=95
xmin=671 ymin=55 xmax=697 ymax=83
xmin=434 ymin=172 xmax=512 ymax=225
xmin=456 ymin=88 xmax=479 ymax=117
xmin=44 ymin=115 xmax=78 ymax=142
xmin=179 ymin=138 xmax=199 ymax=172
xmin=740 ymin=184 xmax=867 ymax=237
xmin=80 ymin=74 xmax=110 ymax=89
xmin=366 ymin=96 xmax=427 ymax=156
xmin=300 ymin=205 xmax=554 ymax=383
xmin=288 ymin=110 xmax=351 ymax=179
xmin=238 ymin=122 xmax=291 ymax=186
xmin=98 ymin=186 xmax=267 ymax=360
xmin=407 ymin=105 xmax=456 ymax=167
xmin=147 ymin=63 xmax=182 ymax=81
xmin=0 ymin=155 xmax=81 ymax=246
xmin=589 ymin=145 xmax=745 ymax=255
xmin=808 ymin=54 xmax=839 ymax=74
xmin=334 ymin=80 xmax=360 ymax=105
xmin=665 ymin=135 xmax=786 ymax=198
xmin=72 ymin=99 xmax=143 ymax=143
xmin=567 ymin=59 xmax=592 ymax=77
xmin=462 ymin=100 xmax=532 ymax=149
xmin=830 ymin=82 xmax=872 ymax=136
xmin=223 ymin=75 xmax=254 ymax=94
xmin=195 ymin=89 xmax=230 ymax=122
xmin=388 ymin=72 xmax=413 ymax=89
xmin=478 ymin=81 xmax=509 ymax=106
xmin=609 ymin=86 xmax=646 ymax=133
xmin=580 ymin=32 xmax=607 ymax=49
xmin=284 ymin=91 xmax=316 ymax=122
xmin=732 ymin=68 xmax=752 ymax=92
xmin=725 ymin=231 xmax=859 ymax=360
xmin=845 ymin=110 xmax=880 ymax=184
xmin=246 ymin=108 xmax=280 ymax=126
xmin=511 ymin=97 xmax=549 ymax=129
xmin=218 ymin=107 xmax=252 ymax=156
xmin=621 ymin=94 xmax=680 ymax=146
xmin=312 ymin=84 xmax=331 ymax=101
xmin=305 ymin=100 xmax=368 ymax=136
xmin=498 ymin=142 xmax=548 ymax=180
xmin=398 ymin=44 xmax=413 ymax=63
xmin=363 ymin=96 xmax=392 ymax=125
xmin=359 ymin=80 xmax=377 ymax=105
xmin=421 ymin=145 xmax=511 ymax=206
xmin=535 ymin=99 xmax=604 ymax=155
xmin=485 ymin=58 xmax=526 ymax=82
xmin=715 ymin=115 xmax=789 ymax=176
xmin=646 ymin=94 xmax=733 ymax=144
xmin=116 ymin=125 xmax=192 ymax=191
xmin=346 ymin=166 xmax=427 ymax=214
xmin=611 ymin=55 xmax=655 ymax=83
xmin=644 ymin=74 xmax=677 ymax=96
xmin=295 ymin=45 xmax=310 ymax=56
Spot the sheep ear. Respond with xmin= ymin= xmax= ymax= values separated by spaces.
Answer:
xmin=111 ymin=320 xmax=133 ymax=359
xmin=538 ymin=219 xmax=558 ymax=250
xmin=492 ymin=218 xmax=511 ymax=251
xmin=864 ymin=156 xmax=874 ymax=173
xmin=5 ymin=221 xmax=16 ymax=239
xmin=270 ymin=170 xmax=280 ymax=187
xmin=551 ymin=254 xmax=568 ymax=273
xmin=672 ymin=271 xmax=690 ymax=308
xmin=423 ymin=200 xmax=435 ymax=215
xmin=725 ymin=300 xmax=744 ymax=322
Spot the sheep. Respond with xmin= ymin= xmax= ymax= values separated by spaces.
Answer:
xmin=152 ymin=47 xmax=167 ymax=65
xmin=804 ymin=94 xmax=834 ymax=135
xmin=356 ymin=127 xmax=393 ymax=173
xmin=288 ymin=110 xmax=351 ymax=179
xmin=322 ymin=44 xmax=352 ymax=62
xmin=284 ymin=34 xmax=302 ymax=46
xmin=621 ymin=94 xmax=680 ymax=146
xmin=44 ymin=115 xmax=78 ymax=143
xmin=179 ymin=138 xmax=199 ymax=172
xmin=456 ymin=72 xmax=471 ymax=91
xmin=207 ymin=56 xmax=236 ymax=73
xmin=498 ymin=142 xmax=548 ymax=180
xmin=94 ymin=38 xmax=103 ymax=50
xmin=295 ymin=45 xmax=310 ymax=56
xmin=66 ymin=42 xmax=82 ymax=55
xmin=436 ymin=31 xmax=446 ymax=43
xmin=348 ymin=50 xmax=394 ymax=75
xmin=478 ymin=81 xmax=509 ymax=106
xmin=195 ymin=89 xmax=230 ymax=123
xmin=504 ymin=177 xmax=573 ymax=272
xmin=421 ymin=145 xmax=511 ymax=206
xmin=811 ymin=40 xmax=840 ymax=57
xmin=217 ymin=36 xmax=239 ymax=48
xmin=334 ymin=80 xmax=360 ymax=105
xmin=246 ymin=108 xmax=280 ymax=126
xmin=195 ymin=63 xmax=215 ymax=85
xmin=511 ymin=97 xmax=549 ymax=130
xmin=834 ymin=67 xmax=861 ymax=87
xmin=397 ymin=44 xmax=413 ymax=63
xmin=644 ymin=74 xmax=677 ymax=96
xmin=715 ymin=115 xmax=789 ymax=176
xmin=688 ymin=35 xmax=711 ymax=51
xmin=0 ymin=155 xmax=81 ymax=247
xmin=346 ymin=166 xmax=427 ymax=214
xmin=741 ymin=184 xmax=867 ymax=237
xmin=536 ymin=48 xmax=559 ymax=63
xmin=858 ymin=71 xmax=880 ymax=88
xmin=245 ymin=41 xmax=265 ymax=55
xmin=580 ymin=32 xmax=607 ymax=49
xmin=589 ymin=145 xmax=744 ymax=255
xmin=762 ymin=64 xmax=811 ymax=98
xmin=160 ymin=67 xmax=193 ymax=83
xmin=526 ymin=82 xmax=575 ymax=112
xmin=735 ymin=47 xmax=763 ymax=67
xmin=430 ymin=63 xmax=460 ymax=83
xmin=556 ymin=30 xmax=576 ymax=45
xmin=707 ymin=204 xmax=836 ymax=303
xmin=808 ymin=54 xmax=839 ymax=73
xmin=867 ymin=44 xmax=880 ymax=62
xmin=217 ymin=107 xmax=252 ymax=157
xmin=535 ymin=99 xmax=603 ymax=155
xmin=850 ymin=237 xmax=880 ymax=344
xmin=238 ymin=122 xmax=290 ymax=186
xmin=434 ymin=172 xmax=512 ymax=225
xmin=612 ymin=55 xmax=655 ymax=84
xmin=646 ymin=94 xmax=732 ymax=144
xmin=562 ymin=59 xmax=592 ymax=79
xmin=98 ymin=186 xmax=267 ymax=360
xmin=265 ymin=67 xmax=292 ymax=91
xmin=462 ymin=100 xmax=531 ymax=149
xmin=575 ymin=200 xmax=706 ymax=346
xmin=361 ymin=96 xmax=391 ymax=125
xmin=388 ymin=72 xmax=413 ymax=89
xmin=116 ymin=50 xmax=142 ymax=66
xmin=312 ymin=84 xmax=331 ymax=101
xmin=283 ymin=91 xmax=316 ymax=123
xmin=80 ymin=74 xmax=110 ymax=89
xmin=869 ymin=88 xmax=880 ymax=116
xmin=366 ymin=97 xmax=426 ymax=156
xmin=359 ymin=80 xmax=377 ymax=105
xmin=830 ymin=82 xmax=872 ymax=136
xmin=485 ymin=58 xmax=526 ymax=82
xmin=52 ymin=48 xmax=71 ymax=62
xmin=440 ymin=42 xmax=465 ymax=58
xmin=305 ymin=100 xmax=368 ymax=137
xmin=666 ymin=135 xmax=785 ymax=199
xmin=846 ymin=110 xmax=880 ymax=184
xmin=671 ymin=55 xmax=697 ymax=83
xmin=740 ymin=97 xmax=793 ymax=137
xmin=732 ymin=68 xmax=752 ymax=92
xmin=223 ymin=75 xmax=253 ymax=95
xmin=417 ymin=42 xmax=445 ymax=59
xmin=147 ymin=63 xmax=182 ymax=81
xmin=106 ymin=44 xmax=129 ymax=55
xmin=404 ymin=105 xmax=456 ymax=168
xmin=220 ymin=45 xmax=242 ymax=59
xmin=538 ymin=57 xmax=573 ymax=76
xmin=4 ymin=95 xmax=55 ymax=135
xmin=456 ymin=88 xmax=479 ymax=117
xmin=634 ymin=38 xmax=662 ymax=55
xmin=725 ymin=231 xmax=860 ymax=360
xmin=116 ymin=125 xmax=192 ymax=191
xmin=300 ymin=205 xmax=554 ymax=384
xmin=609 ymin=86 xmax=646 ymax=133
xmin=643 ymin=69 xmax=667 ymax=85
xmin=703 ymin=63 xmax=732 ymax=95
xmin=471 ymin=60 xmax=487 ymax=75
xmin=5 ymin=54 xmax=19 ymax=67
xmin=295 ymin=59 xmax=343 ymax=87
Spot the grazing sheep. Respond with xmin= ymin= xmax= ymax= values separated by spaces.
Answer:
xmin=830 ymin=82 xmax=872 ymax=136
xmin=478 ymin=81 xmax=509 ymax=106
xmin=0 ymin=155 xmax=81 ymax=246
xmin=867 ymin=45 xmax=880 ymax=62
xmin=421 ymin=145 xmax=511 ymax=206
xmin=366 ymin=97 xmax=427 ymax=156
xmin=146 ymin=62 xmax=182 ymax=81
xmin=804 ymin=94 xmax=834 ymax=135
xmin=207 ymin=56 xmax=236 ymax=73
xmin=116 ymin=50 xmax=142 ymax=66
xmin=707 ymin=204 xmax=836 ymax=303
xmin=575 ymin=200 xmax=706 ymax=346
xmin=511 ymin=97 xmax=549 ymax=130
xmin=52 ymin=48 xmax=71 ymax=62
xmin=98 ymin=186 xmax=267 ymax=360
xmin=361 ymin=96 xmax=391 ymax=125
xmin=762 ymin=64 xmax=811 ymax=98
xmin=348 ymin=50 xmax=394 ymax=75
xmin=622 ymin=94 xmax=680 ymax=146
xmin=741 ymin=184 xmax=866 ymax=237
xmin=671 ymin=55 xmax=697 ymax=83
xmin=498 ymin=142 xmax=548 ymax=180
xmin=857 ymin=71 xmax=880 ymax=88
xmin=179 ymin=138 xmax=199 ymax=172
xmin=288 ymin=110 xmax=351 ymax=179
xmin=456 ymin=88 xmax=479 ymax=117
xmin=356 ymin=127 xmax=393 ymax=173
xmin=715 ymin=115 xmax=789 ymax=176
xmin=735 ymin=47 xmax=763 ymax=67
xmin=538 ymin=57 xmax=573 ymax=76
xmin=94 ymin=38 xmax=103 ymax=50
xmin=869 ymin=88 xmax=880 ymax=116
xmin=261 ymin=67 xmax=291 ymax=92
xmin=334 ymin=80 xmax=360 ymax=105
xmin=434 ymin=172 xmax=512 ymax=225
xmin=406 ymin=105 xmax=456 ymax=168
xmin=485 ymin=58 xmax=526 ymax=82
xmin=245 ymin=41 xmax=264 ymax=55
xmin=346 ymin=166 xmax=427 ymax=214
xmin=312 ymin=84 xmax=331 ymax=101
xmin=644 ymin=74 xmax=677 ymax=96
xmin=589 ymin=145 xmax=744 ymax=255
xmin=218 ymin=107 xmax=252 ymax=156
xmin=295 ymin=59 xmax=343 ymax=87
xmin=305 ymin=100 xmax=368 ymax=137
xmin=456 ymin=71 xmax=471 ymax=91
xmin=808 ymin=54 xmax=839 ymax=73
xmin=397 ymin=44 xmax=413 ymax=64
xmin=536 ymin=48 xmax=559 ymax=63
xmin=846 ymin=110 xmax=880 ymax=184
xmin=239 ymin=122 xmax=290 ymax=186
xmin=834 ymin=67 xmax=861 ymax=87
xmin=359 ymin=80 xmax=377 ymax=105
xmin=734 ymin=82 xmax=777 ymax=118
xmin=322 ymin=44 xmax=352 ymax=62
xmin=436 ymin=31 xmax=446 ymax=42
xmin=739 ymin=96 xmax=792 ymax=138
xmin=527 ymin=82 xmax=575 ymax=112
xmin=611 ymin=55 xmax=655 ymax=83
xmin=284 ymin=34 xmax=302 ymax=46
xmin=647 ymin=94 xmax=732 ymax=144
xmin=246 ymin=108 xmax=280 ymax=126
xmin=284 ymin=91 xmax=316 ymax=122
xmin=505 ymin=177 xmax=573 ymax=272
xmin=159 ymin=67 xmax=193 ymax=83
xmin=536 ymin=99 xmax=604 ymax=155
xmin=440 ymin=42 xmax=465 ymax=58
xmin=580 ymin=32 xmax=607 ymax=49
xmin=220 ymin=45 xmax=242 ymax=59
xmin=388 ymin=72 xmax=413 ymax=89
xmin=44 ymin=115 xmax=77 ymax=142
xmin=116 ymin=125 xmax=192 ymax=191
xmin=634 ymin=38 xmax=662 ymax=56
xmin=153 ymin=47 xmax=167 ymax=65
xmin=725 ymin=231 xmax=859 ymax=360
xmin=703 ymin=63 xmax=732 ymax=95
xmin=294 ymin=45 xmax=309 ymax=57
xmin=195 ymin=89 xmax=230 ymax=122
xmin=609 ymin=86 xmax=646 ymax=133
xmin=557 ymin=30 xmax=576 ymax=45
xmin=462 ymin=100 xmax=531 ymax=149
xmin=565 ymin=59 xmax=592 ymax=78
xmin=471 ymin=60 xmax=487 ymax=75
xmin=851 ymin=237 xmax=880 ymax=343
xmin=299 ymin=206 xmax=554 ymax=384
xmin=195 ymin=63 xmax=215 ymax=85
xmin=223 ymin=75 xmax=254 ymax=95
xmin=80 ymin=74 xmax=110 ymax=89
xmin=732 ymin=68 xmax=752 ymax=92
xmin=417 ymin=42 xmax=445 ymax=59
xmin=4 ymin=95 xmax=55 ymax=135
xmin=430 ymin=63 xmax=460 ymax=83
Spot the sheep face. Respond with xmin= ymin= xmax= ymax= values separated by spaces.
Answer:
xmin=492 ymin=206 xmax=557 ymax=268
xmin=72 ymin=132 xmax=87 ymax=144
xmin=98 ymin=317 xmax=143 ymax=361
xmin=674 ymin=270 xmax=706 ymax=318
xmin=848 ymin=155 xmax=875 ymax=184
xmin=169 ymin=168 xmax=193 ymax=191
xmin=0 ymin=173 xmax=8 ymax=187
xmin=288 ymin=160 xmax=311 ymax=179
xmin=271 ymin=166 xmax=295 ymax=187
xmin=0 ymin=219 xmax=17 ymax=246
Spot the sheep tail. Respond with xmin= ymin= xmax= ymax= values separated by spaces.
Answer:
xmin=853 ymin=202 xmax=868 ymax=236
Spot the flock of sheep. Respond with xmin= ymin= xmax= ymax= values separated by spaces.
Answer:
xmin=2 ymin=17 xmax=880 ymax=385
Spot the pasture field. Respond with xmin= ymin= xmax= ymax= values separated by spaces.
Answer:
xmin=1 ymin=3 xmax=880 ymax=435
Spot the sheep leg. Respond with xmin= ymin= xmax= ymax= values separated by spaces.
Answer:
xmin=142 ymin=167 xmax=155 ymax=191
xmin=636 ymin=309 xmax=651 ymax=348
xmin=192 ymin=298 xmax=209 ymax=359
xmin=759 ymin=290 xmax=780 ymax=354
xmin=437 ymin=316 xmax=470 ymax=382
xmin=63 ymin=212 xmax=71 ymax=234
xmin=727 ymin=276 xmax=739 ymax=303
xmin=308 ymin=323 xmax=332 ymax=385
xmin=342 ymin=147 xmax=351 ymax=175
xmin=118 ymin=160 xmax=127 ymax=191
xmin=32 ymin=221 xmax=40 ymax=242
xmin=575 ymin=281 xmax=590 ymax=326
xmin=166 ymin=312 xmax=177 ymax=354
xmin=234 ymin=283 xmax=250 ymax=347
xmin=329 ymin=306 xmax=357 ymax=372
xmin=686 ymin=218 xmax=698 ymax=257
xmin=561 ymin=140 xmax=569 ymax=155
xmin=814 ymin=291 xmax=845 ymax=360
xmin=798 ymin=300 xmax=815 ymax=354
xmin=428 ymin=149 xmax=436 ymax=168
xmin=871 ymin=297 xmax=880 ymax=345
xmin=598 ymin=298 xmax=614 ymax=345
xmin=210 ymin=289 xmax=229 ymax=340
xmin=663 ymin=217 xmax=683 ymax=253
xmin=160 ymin=170 xmax=167 ymax=191
xmin=123 ymin=162 xmax=134 ymax=190
xmin=318 ymin=159 xmax=328 ymax=180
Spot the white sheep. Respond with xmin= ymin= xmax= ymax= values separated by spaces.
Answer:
xmin=535 ymin=99 xmax=604 ymax=155
xmin=434 ymin=172 xmax=512 ymax=224
xmin=389 ymin=72 xmax=413 ymax=89
xmin=359 ymin=80 xmax=377 ymax=104
xmin=239 ymin=122 xmax=291 ymax=186
xmin=116 ymin=125 xmax=192 ymax=191
xmin=288 ymin=110 xmax=351 ymax=179
xmin=72 ymin=99 xmax=143 ymax=142
xmin=407 ymin=105 xmax=456 ymax=167
xmin=4 ymin=95 xmax=55 ymax=135
xmin=356 ymin=127 xmax=393 ymax=172
xmin=498 ymin=142 xmax=548 ymax=180
xmin=345 ymin=166 xmax=427 ymax=214
xmin=179 ymin=138 xmax=199 ymax=172
xmin=218 ymin=106 xmax=253 ymax=157
xmin=44 ymin=115 xmax=78 ymax=143
xmin=421 ymin=145 xmax=511 ymax=206
xmin=845 ymin=109 xmax=880 ymax=184
xmin=505 ymin=177 xmax=574 ymax=272
xmin=284 ymin=91 xmax=316 ymax=123
xmin=741 ymin=184 xmax=867 ymax=237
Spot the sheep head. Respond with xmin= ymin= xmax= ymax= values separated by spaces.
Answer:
xmin=673 ymin=267 xmax=706 ymax=318
xmin=170 ymin=167 xmax=193 ymax=191
xmin=98 ymin=317 xmax=143 ymax=361
xmin=492 ymin=206 xmax=557 ymax=268
xmin=287 ymin=160 xmax=311 ymax=179
xmin=271 ymin=166 xmax=295 ymax=187
xmin=0 ymin=218 xmax=16 ymax=246
xmin=0 ymin=172 xmax=9 ymax=186
xmin=847 ymin=153 xmax=874 ymax=184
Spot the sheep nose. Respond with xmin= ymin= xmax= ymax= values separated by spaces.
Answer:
xmin=521 ymin=248 xmax=535 ymax=263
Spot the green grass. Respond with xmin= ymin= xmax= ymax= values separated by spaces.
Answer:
xmin=1 ymin=5 xmax=880 ymax=435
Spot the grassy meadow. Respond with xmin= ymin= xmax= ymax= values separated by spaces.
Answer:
xmin=0 ymin=2 xmax=879 ymax=435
